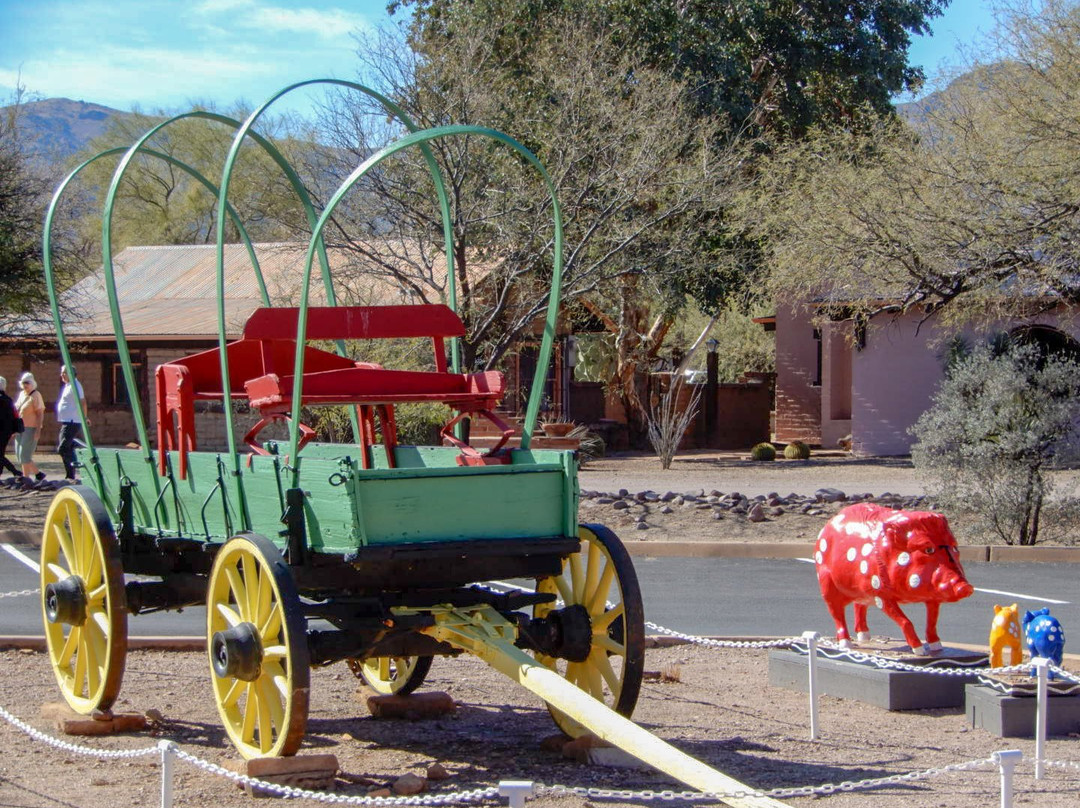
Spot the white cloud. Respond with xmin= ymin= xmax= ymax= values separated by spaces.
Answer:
xmin=2 ymin=47 xmax=277 ymax=109
xmin=194 ymin=1 xmax=371 ymax=42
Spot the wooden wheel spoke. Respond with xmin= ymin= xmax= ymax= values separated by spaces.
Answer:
xmin=592 ymin=604 xmax=624 ymax=632
xmin=262 ymin=644 xmax=288 ymax=662
xmin=258 ymin=676 xmax=285 ymax=732
xmin=592 ymin=649 xmax=621 ymax=693
xmin=583 ymin=541 xmax=602 ymax=603
xmin=87 ymin=584 xmax=108 ymax=604
xmin=59 ymin=626 xmax=81 ymax=667
xmin=52 ymin=523 xmax=76 ymax=572
xmin=225 ymin=566 xmax=247 ymax=620
xmin=89 ymin=607 xmax=111 ymax=638
xmin=222 ymin=678 xmax=245 ymax=707
xmin=583 ymin=658 xmax=605 ymax=698
xmin=46 ymin=562 xmax=70 ymax=582
xmin=73 ymin=636 xmax=88 ymax=696
xmin=240 ymin=683 xmax=258 ymax=743
xmin=554 ymin=574 xmax=573 ymax=606
xmin=256 ymin=569 xmax=274 ymax=627
xmin=215 ymin=602 xmax=242 ymax=628
xmin=84 ymin=547 xmax=103 ymax=591
xmin=84 ymin=632 xmax=102 ymax=695
xmin=260 ymin=603 xmax=282 ymax=641
xmin=586 ymin=563 xmax=615 ymax=614
xmin=255 ymin=681 xmax=275 ymax=753
xmin=568 ymin=553 xmax=585 ymax=604
xmin=595 ymin=631 xmax=625 ymax=653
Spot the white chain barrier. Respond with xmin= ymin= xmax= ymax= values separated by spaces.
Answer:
xmin=0 ymin=701 xmax=1027 ymax=808
xmin=0 ymin=588 xmax=39 ymax=598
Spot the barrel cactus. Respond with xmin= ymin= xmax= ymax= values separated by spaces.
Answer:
xmin=783 ymin=441 xmax=811 ymax=460
xmin=750 ymin=442 xmax=776 ymax=461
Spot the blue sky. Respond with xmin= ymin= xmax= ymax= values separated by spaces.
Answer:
xmin=0 ymin=0 xmax=995 ymax=114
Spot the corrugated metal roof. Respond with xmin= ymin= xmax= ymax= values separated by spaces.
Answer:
xmin=46 ymin=242 xmax=454 ymax=340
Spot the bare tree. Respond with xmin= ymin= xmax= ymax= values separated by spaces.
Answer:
xmin=746 ymin=0 xmax=1080 ymax=328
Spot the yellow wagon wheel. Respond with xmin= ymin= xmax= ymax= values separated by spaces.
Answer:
xmin=40 ymin=486 xmax=128 ymax=714
xmin=348 ymin=655 xmax=433 ymax=695
xmin=207 ymin=533 xmax=310 ymax=758
xmin=534 ymin=523 xmax=645 ymax=737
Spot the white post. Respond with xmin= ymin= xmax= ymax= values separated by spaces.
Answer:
xmin=802 ymin=630 xmax=820 ymax=741
xmin=992 ymin=749 xmax=1022 ymax=808
xmin=158 ymin=740 xmax=176 ymax=808
xmin=1033 ymin=657 xmax=1049 ymax=779
xmin=498 ymin=780 xmax=535 ymax=808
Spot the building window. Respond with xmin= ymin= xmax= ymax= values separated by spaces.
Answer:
xmin=812 ymin=328 xmax=822 ymax=387
xmin=111 ymin=361 xmax=145 ymax=406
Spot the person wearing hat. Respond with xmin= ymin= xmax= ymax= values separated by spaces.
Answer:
xmin=0 ymin=376 xmax=20 ymax=478
xmin=14 ymin=372 xmax=45 ymax=481
xmin=56 ymin=364 xmax=87 ymax=481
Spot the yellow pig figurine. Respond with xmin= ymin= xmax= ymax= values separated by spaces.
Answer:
xmin=989 ymin=603 xmax=1023 ymax=667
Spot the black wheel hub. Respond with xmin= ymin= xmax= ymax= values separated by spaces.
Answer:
xmin=45 ymin=576 xmax=87 ymax=626
xmin=519 ymin=604 xmax=593 ymax=662
xmin=211 ymin=622 xmax=264 ymax=681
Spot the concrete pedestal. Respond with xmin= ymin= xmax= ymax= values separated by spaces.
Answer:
xmin=768 ymin=646 xmax=986 ymax=711
xmin=965 ymin=684 xmax=1080 ymax=737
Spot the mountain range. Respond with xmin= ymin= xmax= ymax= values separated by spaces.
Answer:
xmin=7 ymin=97 xmax=132 ymax=163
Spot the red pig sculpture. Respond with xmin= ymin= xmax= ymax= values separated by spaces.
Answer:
xmin=815 ymin=503 xmax=974 ymax=655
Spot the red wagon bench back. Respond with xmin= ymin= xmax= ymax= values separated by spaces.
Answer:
xmin=156 ymin=304 xmax=510 ymax=478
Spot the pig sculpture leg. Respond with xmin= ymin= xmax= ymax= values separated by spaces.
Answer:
xmin=924 ymin=602 xmax=943 ymax=652
xmin=819 ymin=577 xmax=854 ymax=647
xmin=852 ymin=603 xmax=871 ymax=642
xmin=876 ymin=599 xmax=928 ymax=655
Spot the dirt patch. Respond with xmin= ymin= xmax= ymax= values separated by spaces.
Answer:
xmin=1 ymin=645 xmax=1077 ymax=807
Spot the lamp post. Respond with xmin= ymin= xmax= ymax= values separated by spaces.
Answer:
xmin=705 ymin=338 xmax=719 ymax=445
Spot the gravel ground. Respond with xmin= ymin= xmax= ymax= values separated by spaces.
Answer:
xmin=2 ymin=450 xmax=1079 ymax=808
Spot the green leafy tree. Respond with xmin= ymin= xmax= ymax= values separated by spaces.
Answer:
xmin=393 ymin=0 xmax=946 ymax=136
xmin=910 ymin=341 xmax=1080 ymax=546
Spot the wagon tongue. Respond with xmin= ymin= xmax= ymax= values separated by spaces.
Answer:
xmin=421 ymin=604 xmax=791 ymax=808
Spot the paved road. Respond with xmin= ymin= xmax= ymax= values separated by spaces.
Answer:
xmin=2 ymin=542 xmax=1074 ymax=648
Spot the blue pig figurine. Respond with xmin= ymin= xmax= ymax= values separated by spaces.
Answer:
xmin=1023 ymin=608 xmax=1065 ymax=679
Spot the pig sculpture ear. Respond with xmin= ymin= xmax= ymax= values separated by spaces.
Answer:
xmin=994 ymin=604 xmax=1003 ymax=614
xmin=1024 ymin=610 xmax=1037 ymax=624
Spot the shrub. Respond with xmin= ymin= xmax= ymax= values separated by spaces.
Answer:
xmin=910 ymin=341 xmax=1080 ymax=546
xmin=646 ymin=376 xmax=702 ymax=470
xmin=783 ymin=441 xmax=811 ymax=460
xmin=750 ymin=442 xmax=776 ymax=461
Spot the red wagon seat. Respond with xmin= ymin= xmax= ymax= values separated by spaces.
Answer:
xmin=155 ymin=304 xmax=510 ymax=478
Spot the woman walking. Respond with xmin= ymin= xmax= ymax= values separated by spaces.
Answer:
xmin=14 ymin=372 xmax=45 ymax=482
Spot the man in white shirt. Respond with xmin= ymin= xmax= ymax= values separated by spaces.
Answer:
xmin=56 ymin=365 xmax=86 ymax=481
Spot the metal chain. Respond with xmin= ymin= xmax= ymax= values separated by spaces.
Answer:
xmin=173 ymin=747 xmax=500 ymax=805
xmin=0 ymin=588 xmax=39 ymax=598
xmin=539 ymin=757 xmax=997 ymax=802
xmin=1044 ymin=759 xmax=1080 ymax=773
xmin=0 ymin=703 xmax=159 ymax=759
xmin=644 ymin=622 xmax=800 ymax=650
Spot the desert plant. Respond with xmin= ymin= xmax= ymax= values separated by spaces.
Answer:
xmin=910 ymin=341 xmax=1080 ymax=546
xmin=750 ymin=442 xmax=777 ymax=461
xmin=783 ymin=441 xmax=811 ymax=460
xmin=567 ymin=424 xmax=605 ymax=464
xmin=647 ymin=376 xmax=702 ymax=470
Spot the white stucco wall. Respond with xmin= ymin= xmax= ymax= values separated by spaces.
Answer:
xmin=849 ymin=311 xmax=1080 ymax=456
xmin=850 ymin=313 xmax=944 ymax=456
